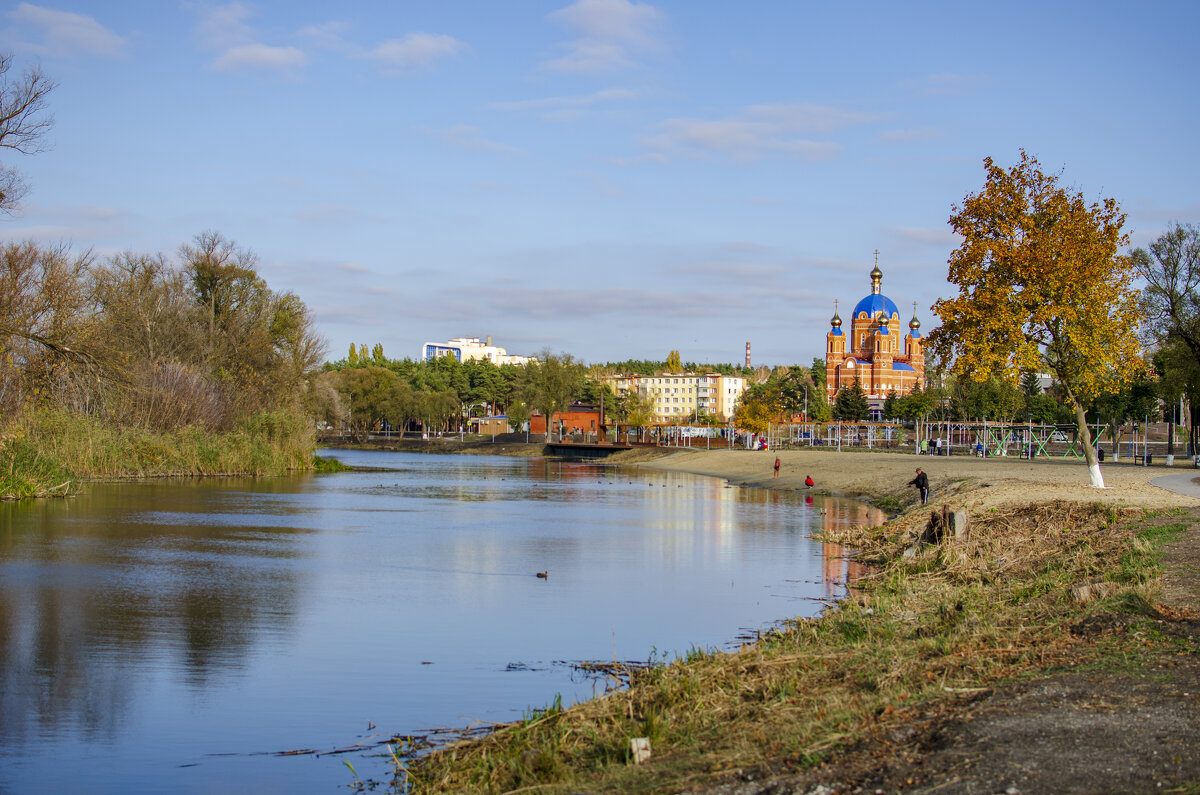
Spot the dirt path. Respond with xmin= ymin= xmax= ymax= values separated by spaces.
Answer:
xmin=643 ymin=451 xmax=1200 ymax=795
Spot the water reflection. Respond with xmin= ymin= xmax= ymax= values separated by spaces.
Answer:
xmin=0 ymin=482 xmax=305 ymax=749
xmin=0 ymin=452 xmax=884 ymax=794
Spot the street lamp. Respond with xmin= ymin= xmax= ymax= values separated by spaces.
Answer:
xmin=1028 ymin=412 xmax=1033 ymax=462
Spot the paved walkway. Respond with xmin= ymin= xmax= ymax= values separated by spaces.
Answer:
xmin=1151 ymin=471 xmax=1200 ymax=500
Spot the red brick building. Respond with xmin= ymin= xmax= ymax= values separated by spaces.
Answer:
xmin=530 ymin=404 xmax=601 ymax=435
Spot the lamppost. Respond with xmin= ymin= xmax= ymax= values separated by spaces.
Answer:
xmin=1027 ymin=412 xmax=1033 ymax=462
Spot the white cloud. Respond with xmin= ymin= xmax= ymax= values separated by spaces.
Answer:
xmin=194 ymin=2 xmax=254 ymax=50
xmin=297 ymin=20 xmax=354 ymax=52
xmin=545 ymin=0 xmax=664 ymax=75
xmin=421 ymin=124 xmax=524 ymax=156
xmin=211 ymin=43 xmax=306 ymax=72
xmin=7 ymin=3 xmax=125 ymax=58
xmin=193 ymin=3 xmax=307 ymax=74
xmin=367 ymin=32 xmax=467 ymax=76
xmin=641 ymin=103 xmax=887 ymax=162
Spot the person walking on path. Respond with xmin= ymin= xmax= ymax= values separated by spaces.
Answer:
xmin=773 ymin=456 xmax=781 ymax=478
xmin=908 ymin=468 xmax=929 ymax=504
xmin=804 ymin=475 xmax=815 ymax=488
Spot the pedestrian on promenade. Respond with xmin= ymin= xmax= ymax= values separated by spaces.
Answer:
xmin=908 ymin=468 xmax=929 ymax=504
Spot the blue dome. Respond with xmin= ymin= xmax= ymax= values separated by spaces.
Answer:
xmin=852 ymin=293 xmax=900 ymax=320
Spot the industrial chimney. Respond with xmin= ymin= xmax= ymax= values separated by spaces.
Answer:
xmin=745 ymin=341 xmax=751 ymax=368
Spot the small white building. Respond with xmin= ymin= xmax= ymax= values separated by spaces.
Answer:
xmin=421 ymin=337 xmax=536 ymax=366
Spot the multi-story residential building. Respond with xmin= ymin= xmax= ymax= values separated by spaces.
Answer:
xmin=602 ymin=373 xmax=746 ymax=423
xmin=421 ymin=336 xmax=536 ymax=366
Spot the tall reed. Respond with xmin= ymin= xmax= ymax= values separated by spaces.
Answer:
xmin=0 ymin=406 xmax=317 ymax=498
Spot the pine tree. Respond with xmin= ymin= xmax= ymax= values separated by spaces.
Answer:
xmin=883 ymin=389 xmax=898 ymax=419
xmin=833 ymin=378 xmax=870 ymax=420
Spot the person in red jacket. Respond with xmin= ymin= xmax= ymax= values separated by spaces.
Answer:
xmin=804 ymin=475 xmax=814 ymax=488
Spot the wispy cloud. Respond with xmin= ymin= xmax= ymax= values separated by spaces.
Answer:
xmin=5 ymin=202 xmax=131 ymax=241
xmin=544 ymin=0 xmax=665 ymax=75
xmin=421 ymin=124 xmax=525 ymax=156
xmin=212 ymin=43 xmax=306 ymax=72
xmin=492 ymin=87 xmax=637 ymax=113
xmin=641 ymin=103 xmax=886 ymax=162
xmin=7 ymin=3 xmax=126 ymax=58
xmin=194 ymin=2 xmax=254 ymax=50
xmin=669 ymin=260 xmax=785 ymax=280
xmin=486 ymin=285 xmax=752 ymax=320
xmin=297 ymin=20 xmax=354 ymax=53
xmin=367 ymin=32 xmax=467 ymax=76
xmin=194 ymin=3 xmax=305 ymax=75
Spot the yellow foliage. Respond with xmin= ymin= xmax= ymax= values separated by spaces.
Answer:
xmin=928 ymin=151 xmax=1142 ymax=404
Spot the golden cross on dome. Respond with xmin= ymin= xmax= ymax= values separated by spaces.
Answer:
xmin=873 ymin=249 xmax=879 ymax=266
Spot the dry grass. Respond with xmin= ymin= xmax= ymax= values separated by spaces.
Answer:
xmin=401 ymin=500 xmax=1167 ymax=794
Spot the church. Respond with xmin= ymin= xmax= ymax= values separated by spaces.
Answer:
xmin=825 ymin=255 xmax=925 ymax=403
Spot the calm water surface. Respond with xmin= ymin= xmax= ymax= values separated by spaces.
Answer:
xmin=0 ymin=451 xmax=882 ymax=793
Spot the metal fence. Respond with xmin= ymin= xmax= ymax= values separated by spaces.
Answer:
xmin=768 ymin=419 xmax=1188 ymax=463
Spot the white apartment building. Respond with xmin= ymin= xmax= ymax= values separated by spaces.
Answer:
xmin=421 ymin=337 xmax=536 ymax=366
xmin=602 ymin=373 xmax=746 ymax=423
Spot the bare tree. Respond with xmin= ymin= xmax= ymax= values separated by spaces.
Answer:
xmin=0 ymin=53 xmax=56 ymax=213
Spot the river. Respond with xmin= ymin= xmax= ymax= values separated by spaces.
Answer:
xmin=0 ymin=450 xmax=882 ymax=793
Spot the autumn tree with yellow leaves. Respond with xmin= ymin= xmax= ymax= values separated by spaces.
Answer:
xmin=927 ymin=152 xmax=1142 ymax=488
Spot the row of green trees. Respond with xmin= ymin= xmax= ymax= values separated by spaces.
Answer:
xmin=313 ymin=348 xmax=606 ymax=440
xmin=312 ymin=346 xmax=773 ymax=440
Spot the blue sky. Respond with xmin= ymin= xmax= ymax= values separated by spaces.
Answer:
xmin=2 ymin=1 xmax=1197 ymax=367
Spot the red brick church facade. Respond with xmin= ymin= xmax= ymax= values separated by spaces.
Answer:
xmin=826 ymin=258 xmax=925 ymax=401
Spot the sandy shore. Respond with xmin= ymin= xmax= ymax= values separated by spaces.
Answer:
xmin=639 ymin=447 xmax=1199 ymax=517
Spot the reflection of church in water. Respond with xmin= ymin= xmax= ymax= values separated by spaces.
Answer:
xmin=816 ymin=498 xmax=872 ymax=600
xmin=826 ymin=253 xmax=925 ymax=403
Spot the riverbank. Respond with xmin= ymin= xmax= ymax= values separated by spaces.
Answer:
xmin=0 ymin=408 xmax=317 ymax=499
xmin=402 ymin=449 xmax=1200 ymax=794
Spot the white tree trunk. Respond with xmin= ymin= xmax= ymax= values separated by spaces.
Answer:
xmin=1073 ymin=399 xmax=1105 ymax=488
